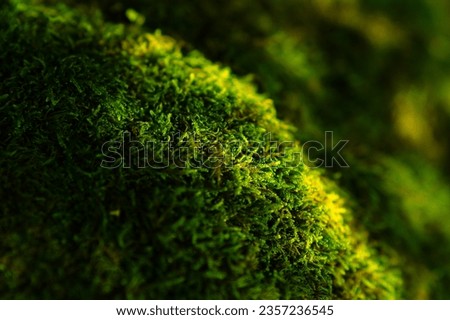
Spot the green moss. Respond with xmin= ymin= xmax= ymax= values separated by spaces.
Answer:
xmin=0 ymin=0 xmax=403 ymax=299
xmin=83 ymin=0 xmax=450 ymax=299
xmin=51 ymin=0 xmax=448 ymax=154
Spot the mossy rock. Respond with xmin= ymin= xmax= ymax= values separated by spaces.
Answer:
xmin=89 ymin=0 xmax=450 ymax=299
xmin=0 ymin=1 xmax=402 ymax=299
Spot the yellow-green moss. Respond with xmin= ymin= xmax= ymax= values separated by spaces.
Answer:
xmin=0 ymin=0 xmax=402 ymax=299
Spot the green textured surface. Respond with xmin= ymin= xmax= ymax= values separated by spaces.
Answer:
xmin=1 ymin=0 xmax=449 ymax=299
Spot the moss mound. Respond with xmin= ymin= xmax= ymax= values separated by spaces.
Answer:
xmin=0 ymin=1 xmax=403 ymax=299
xmin=65 ymin=0 xmax=450 ymax=299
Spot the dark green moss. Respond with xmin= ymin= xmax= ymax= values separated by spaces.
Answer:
xmin=0 ymin=1 xmax=403 ymax=299
xmin=62 ymin=0 xmax=450 ymax=299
